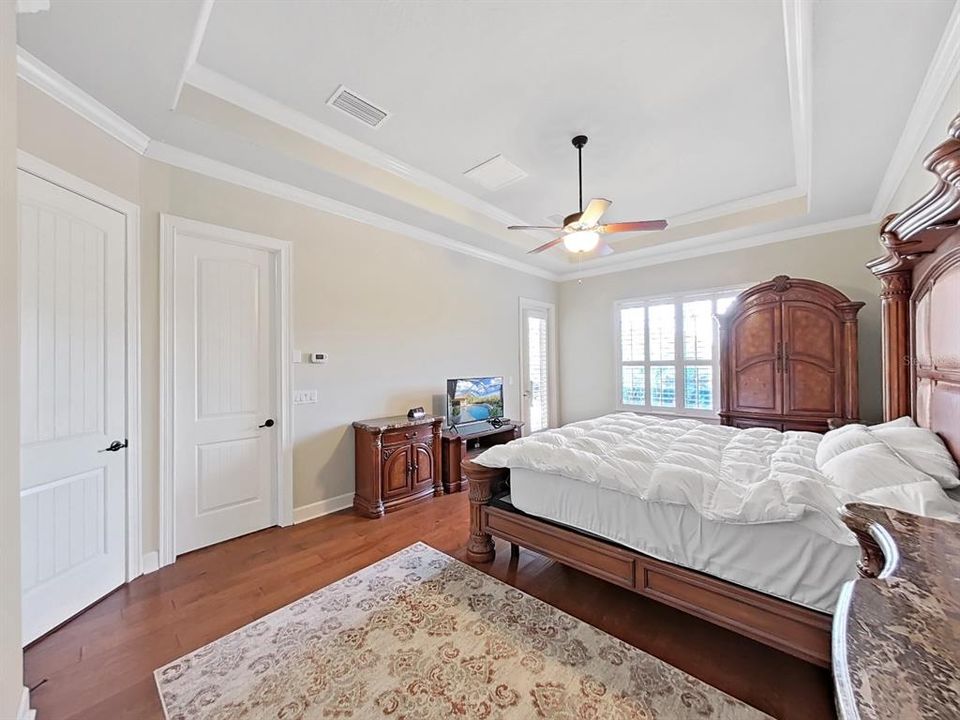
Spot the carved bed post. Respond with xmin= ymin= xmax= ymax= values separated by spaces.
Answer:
xmin=462 ymin=459 xmax=507 ymax=563
xmin=877 ymin=269 xmax=913 ymax=421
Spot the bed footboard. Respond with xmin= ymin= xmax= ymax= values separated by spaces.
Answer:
xmin=461 ymin=457 xmax=831 ymax=665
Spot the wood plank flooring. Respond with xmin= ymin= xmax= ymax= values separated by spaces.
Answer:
xmin=23 ymin=492 xmax=835 ymax=719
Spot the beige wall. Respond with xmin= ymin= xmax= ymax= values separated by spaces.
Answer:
xmin=558 ymin=225 xmax=885 ymax=425
xmin=1 ymin=2 xmax=22 ymax=716
xmin=18 ymin=81 xmax=556 ymax=556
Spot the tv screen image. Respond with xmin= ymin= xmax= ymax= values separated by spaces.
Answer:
xmin=446 ymin=377 xmax=504 ymax=425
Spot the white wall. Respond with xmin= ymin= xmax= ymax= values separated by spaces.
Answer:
xmin=18 ymin=81 xmax=556 ymax=556
xmin=0 ymin=1 xmax=23 ymax=716
xmin=558 ymin=225 xmax=885 ymax=425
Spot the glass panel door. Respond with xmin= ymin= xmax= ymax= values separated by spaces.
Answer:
xmin=520 ymin=301 xmax=554 ymax=433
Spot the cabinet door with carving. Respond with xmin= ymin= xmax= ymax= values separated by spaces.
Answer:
xmin=382 ymin=445 xmax=412 ymax=499
xmin=729 ymin=302 xmax=783 ymax=415
xmin=781 ymin=301 xmax=842 ymax=417
xmin=411 ymin=442 xmax=435 ymax=492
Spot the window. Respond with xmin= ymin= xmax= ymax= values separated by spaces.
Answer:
xmin=616 ymin=288 xmax=743 ymax=416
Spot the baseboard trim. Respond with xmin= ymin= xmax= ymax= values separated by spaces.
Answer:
xmin=293 ymin=493 xmax=354 ymax=524
xmin=141 ymin=551 xmax=160 ymax=575
xmin=18 ymin=687 xmax=35 ymax=720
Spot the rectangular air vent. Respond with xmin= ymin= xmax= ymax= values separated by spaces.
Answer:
xmin=326 ymin=85 xmax=390 ymax=128
xmin=463 ymin=154 xmax=527 ymax=191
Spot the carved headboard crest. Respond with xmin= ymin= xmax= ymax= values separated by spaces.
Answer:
xmin=869 ymin=111 xmax=960 ymax=462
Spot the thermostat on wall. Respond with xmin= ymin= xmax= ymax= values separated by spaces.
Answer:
xmin=309 ymin=352 xmax=328 ymax=364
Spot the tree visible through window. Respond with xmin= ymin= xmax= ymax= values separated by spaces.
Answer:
xmin=617 ymin=289 xmax=743 ymax=415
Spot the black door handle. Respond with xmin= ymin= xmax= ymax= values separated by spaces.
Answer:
xmin=259 ymin=419 xmax=275 ymax=428
xmin=98 ymin=439 xmax=128 ymax=453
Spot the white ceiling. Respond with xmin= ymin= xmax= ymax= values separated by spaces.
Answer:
xmin=15 ymin=0 xmax=960 ymax=277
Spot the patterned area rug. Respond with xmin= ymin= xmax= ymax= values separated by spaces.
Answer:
xmin=155 ymin=543 xmax=770 ymax=719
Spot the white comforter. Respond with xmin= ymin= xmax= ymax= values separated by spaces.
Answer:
xmin=474 ymin=413 xmax=958 ymax=545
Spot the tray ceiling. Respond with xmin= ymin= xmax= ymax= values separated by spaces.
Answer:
xmin=16 ymin=0 xmax=959 ymax=277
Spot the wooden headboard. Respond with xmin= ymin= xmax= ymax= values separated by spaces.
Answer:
xmin=868 ymin=111 xmax=960 ymax=462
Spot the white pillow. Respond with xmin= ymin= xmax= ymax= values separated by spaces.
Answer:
xmin=815 ymin=417 xmax=959 ymax=489
xmin=871 ymin=425 xmax=959 ymax=490
xmin=819 ymin=443 xmax=959 ymax=519
xmin=819 ymin=443 xmax=931 ymax=493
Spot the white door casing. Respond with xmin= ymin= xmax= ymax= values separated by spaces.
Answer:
xmin=519 ymin=298 xmax=558 ymax=432
xmin=18 ymin=169 xmax=131 ymax=645
xmin=160 ymin=215 xmax=292 ymax=564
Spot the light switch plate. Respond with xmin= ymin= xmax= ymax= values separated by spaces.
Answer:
xmin=294 ymin=389 xmax=319 ymax=405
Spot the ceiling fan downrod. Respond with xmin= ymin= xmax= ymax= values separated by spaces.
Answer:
xmin=572 ymin=134 xmax=588 ymax=213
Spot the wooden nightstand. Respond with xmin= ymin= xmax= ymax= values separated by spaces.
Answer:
xmin=440 ymin=421 xmax=523 ymax=493
xmin=353 ymin=415 xmax=442 ymax=518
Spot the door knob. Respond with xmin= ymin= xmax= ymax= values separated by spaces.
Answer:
xmin=98 ymin=439 xmax=128 ymax=453
xmin=259 ymin=419 xmax=275 ymax=428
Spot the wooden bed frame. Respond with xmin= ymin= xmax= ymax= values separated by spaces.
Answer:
xmin=463 ymin=111 xmax=960 ymax=669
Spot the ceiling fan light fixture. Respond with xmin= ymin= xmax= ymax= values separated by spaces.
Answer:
xmin=563 ymin=230 xmax=600 ymax=253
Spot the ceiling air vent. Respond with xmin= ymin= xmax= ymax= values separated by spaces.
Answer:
xmin=463 ymin=154 xmax=527 ymax=191
xmin=326 ymin=85 xmax=390 ymax=128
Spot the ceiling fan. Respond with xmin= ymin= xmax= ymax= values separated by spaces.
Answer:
xmin=509 ymin=135 xmax=668 ymax=255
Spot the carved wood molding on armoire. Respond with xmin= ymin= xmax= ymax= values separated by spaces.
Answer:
xmin=717 ymin=275 xmax=864 ymax=432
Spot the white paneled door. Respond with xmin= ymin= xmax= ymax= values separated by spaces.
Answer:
xmin=19 ymin=170 xmax=128 ymax=644
xmin=172 ymin=229 xmax=277 ymax=556
xmin=520 ymin=299 xmax=556 ymax=433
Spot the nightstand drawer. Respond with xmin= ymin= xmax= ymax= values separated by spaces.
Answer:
xmin=383 ymin=424 xmax=433 ymax=446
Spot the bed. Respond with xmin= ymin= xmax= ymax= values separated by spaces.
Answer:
xmin=463 ymin=111 xmax=960 ymax=668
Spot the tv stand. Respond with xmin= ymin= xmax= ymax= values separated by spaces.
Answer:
xmin=441 ymin=421 xmax=523 ymax=493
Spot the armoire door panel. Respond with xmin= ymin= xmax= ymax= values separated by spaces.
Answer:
xmin=782 ymin=303 xmax=839 ymax=368
xmin=785 ymin=363 xmax=839 ymax=415
xmin=782 ymin=301 xmax=842 ymax=416
xmin=729 ymin=304 xmax=782 ymax=415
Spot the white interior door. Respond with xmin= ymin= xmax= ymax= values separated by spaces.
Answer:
xmin=172 ymin=229 xmax=277 ymax=556
xmin=19 ymin=170 xmax=127 ymax=645
xmin=520 ymin=300 xmax=556 ymax=433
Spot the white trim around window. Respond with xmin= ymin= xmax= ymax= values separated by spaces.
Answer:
xmin=614 ymin=284 xmax=748 ymax=420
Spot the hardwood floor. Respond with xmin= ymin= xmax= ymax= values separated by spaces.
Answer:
xmin=24 ymin=492 xmax=835 ymax=719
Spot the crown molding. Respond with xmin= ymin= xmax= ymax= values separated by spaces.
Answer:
xmin=170 ymin=0 xmax=215 ymax=110
xmin=782 ymin=0 xmax=813 ymax=194
xmin=16 ymin=47 xmax=150 ymax=154
xmin=871 ymin=0 xmax=960 ymax=219
xmin=667 ymin=184 xmax=804 ymax=226
xmin=561 ymin=214 xmax=877 ymax=281
xmin=144 ymin=141 xmax=561 ymax=281
xmin=183 ymin=62 xmax=538 ymax=230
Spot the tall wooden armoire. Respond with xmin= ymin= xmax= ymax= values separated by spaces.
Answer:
xmin=717 ymin=275 xmax=864 ymax=432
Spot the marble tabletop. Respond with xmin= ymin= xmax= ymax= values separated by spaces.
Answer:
xmin=352 ymin=414 xmax=441 ymax=432
xmin=833 ymin=503 xmax=960 ymax=719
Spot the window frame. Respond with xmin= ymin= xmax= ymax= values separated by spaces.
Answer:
xmin=614 ymin=284 xmax=748 ymax=420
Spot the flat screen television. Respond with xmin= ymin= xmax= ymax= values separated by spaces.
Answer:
xmin=446 ymin=376 xmax=504 ymax=426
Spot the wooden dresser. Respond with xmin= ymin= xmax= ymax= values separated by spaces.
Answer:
xmin=833 ymin=503 xmax=960 ymax=719
xmin=353 ymin=415 xmax=442 ymax=518
xmin=717 ymin=275 xmax=864 ymax=432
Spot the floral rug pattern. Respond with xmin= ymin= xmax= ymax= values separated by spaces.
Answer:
xmin=155 ymin=542 xmax=769 ymax=719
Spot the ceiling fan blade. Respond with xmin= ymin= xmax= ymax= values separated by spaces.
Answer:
xmin=578 ymin=198 xmax=611 ymax=227
xmin=508 ymin=225 xmax=562 ymax=231
xmin=599 ymin=220 xmax=668 ymax=234
xmin=528 ymin=237 xmax=564 ymax=254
